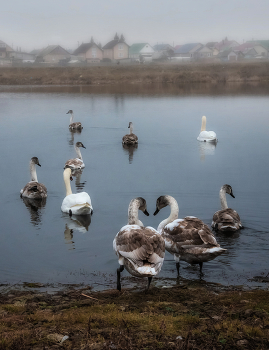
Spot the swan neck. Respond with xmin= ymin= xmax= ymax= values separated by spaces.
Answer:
xmin=220 ymin=188 xmax=228 ymax=210
xmin=30 ymin=161 xmax=38 ymax=182
xmin=129 ymin=124 xmax=133 ymax=134
xmin=157 ymin=196 xmax=179 ymax=231
xmin=201 ymin=116 xmax=206 ymax=131
xmin=64 ymin=170 xmax=72 ymax=196
xmin=69 ymin=111 xmax=74 ymax=124
xmin=75 ymin=145 xmax=83 ymax=160
xmin=128 ymin=198 xmax=143 ymax=226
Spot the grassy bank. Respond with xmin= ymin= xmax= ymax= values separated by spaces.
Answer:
xmin=1 ymin=282 xmax=269 ymax=349
xmin=0 ymin=62 xmax=269 ymax=86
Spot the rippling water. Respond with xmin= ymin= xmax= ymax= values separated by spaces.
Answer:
xmin=1 ymin=83 xmax=269 ymax=290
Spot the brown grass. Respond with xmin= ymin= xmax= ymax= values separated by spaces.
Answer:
xmin=1 ymin=61 xmax=269 ymax=86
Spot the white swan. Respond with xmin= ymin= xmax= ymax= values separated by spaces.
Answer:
xmin=122 ymin=122 xmax=138 ymax=145
xmin=113 ymin=197 xmax=165 ymax=291
xmin=197 ymin=116 xmax=217 ymax=142
xmin=212 ymin=184 xmax=243 ymax=232
xmin=67 ymin=110 xmax=83 ymax=130
xmin=61 ymin=168 xmax=93 ymax=216
xmin=64 ymin=141 xmax=86 ymax=170
xmin=154 ymin=195 xmax=226 ymax=274
xmin=20 ymin=157 xmax=47 ymax=199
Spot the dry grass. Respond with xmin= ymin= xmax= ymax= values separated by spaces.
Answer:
xmin=1 ymin=285 xmax=269 ymax=349
xmin=0 ymin=62 xmax=269 ymax=86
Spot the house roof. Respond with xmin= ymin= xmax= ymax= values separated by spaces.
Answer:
xmin=217 ymin=49 xmax=243 ymax=58
xmin=214 ymin=39 xmax=239 ymax=51
xmin=153 ymin=44 xmax=173 ymax=51
xmin=37 ymin=45 xmax=70 ymax=57
xmin=174 ymin=45 xmax=182 ymax=51
xmin=73 ymin=43 xmax=102 ymax=55
xmin=205 ymin=42 xmax=218 ymax=48
xmin=246 ymin=40 xmax=269 ymax=51
xmin=129 ymin=43 xmax=150 ymax=55
xmin=103 ymin=39 xmax=128 ymax=49
xmin=174 ymin=43 xmax=201 ymax=54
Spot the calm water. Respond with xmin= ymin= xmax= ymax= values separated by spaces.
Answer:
xmin=1 ymin=84 xmax=269 ymax=290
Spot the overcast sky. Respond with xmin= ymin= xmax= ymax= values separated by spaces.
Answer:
xmin=1 ymin=0 xmax=269 ymax=52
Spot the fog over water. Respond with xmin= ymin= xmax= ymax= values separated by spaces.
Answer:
xmin=1 ymin=0 xmax=269 ymax=51
xmin=0 ymin=84 xmax=269 ymax=290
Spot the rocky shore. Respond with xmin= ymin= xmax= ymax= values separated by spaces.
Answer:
xmin=0 ymin=62 xmax=269 ymax=86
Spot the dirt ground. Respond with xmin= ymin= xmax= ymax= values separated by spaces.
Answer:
xmin=1 ymin=281 xmax=269 ymax=349
xmin=0 ymin=62 xmax=269 ymax=86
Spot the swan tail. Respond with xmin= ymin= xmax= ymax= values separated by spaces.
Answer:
xmin=70 ymin=202 xmax=93 ymax=215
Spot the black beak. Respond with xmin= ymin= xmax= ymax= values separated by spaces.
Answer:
xmin=153 ymin=208 xmax=160 ymax=216
xmin=37 ymin=163 xmax=41 ymax=167
xmin=70 ymin=176 xmax=73 ymax=181
xmin=230 ymin=192 xmax=235 ymax=198
xmin=143 ymin=209 xmax=149 ymax=216
xmin=66 ymin=112 xmax=69 ymax=114
xmin=128 ymin=125 xmax=130 ymax=128
xmin=82 ymin=145 xmax=86 ymax=149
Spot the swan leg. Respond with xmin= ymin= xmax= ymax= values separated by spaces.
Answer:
xmin=69 ymin=209 xmax=72 ymax=217
xmin=117 ymin=265 xmax=124 ymax=291
xmin=199 ymin=262 xmax=203 ymax=273
xmin=176 ymin=262 xmax=180 ymax=276
xmin=147 ymin=277 xmax=152 ymax=290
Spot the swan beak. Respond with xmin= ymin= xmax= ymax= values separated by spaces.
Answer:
xmin=144 ymin=209 xmax=149 ymax=216
xmin=230 ymin=192 xmax=235 ymax=198
xmin=66 ymin=111 xmax=70 ymax=114
xmin=70 ymin=176 xmax=73 ymax=181
xmin=128 ymin=125 xmax=130 ymax=128
xmin=153 ymin=208 xmax=160 ymax=216
xmin=82 ymin=144 xmax=86 ymax=149
xmin=37 ymin=163 xmax=41 ymax=167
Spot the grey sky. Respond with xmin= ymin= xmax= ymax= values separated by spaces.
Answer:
xmin=1 ymin=0 xmax=269 ymax=52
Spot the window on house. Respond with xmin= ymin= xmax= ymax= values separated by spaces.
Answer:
xmin=119 ymin=52 xmax=123 ymax=57
xmin=119 ymin=44 xmax=123 ymax=50
xmin=92 ymin=47 xmax=97 ymax=57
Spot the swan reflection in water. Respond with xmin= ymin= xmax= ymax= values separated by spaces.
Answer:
xmin=68 ymin=129 xmax=82 ymax=146
xmin=122 ymin=143 xmax=138 ymax=164
xmin=70 ymin=169 xmax=86 ymax=192
xmin=64 ymin=214 xmax=92 ymax=250
xmin=21 ymin=197 xmax=47 ymax=227
xmin=198 ymin=140 xmax=217 ymax=161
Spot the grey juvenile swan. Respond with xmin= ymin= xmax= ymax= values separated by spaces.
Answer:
xmin=67 ymin=110 xmax=83 ymax=130
xmin=122 ymin=122 xmax=138 ymax=145
xmin=64 ymin=141 xmax=86 ymax=170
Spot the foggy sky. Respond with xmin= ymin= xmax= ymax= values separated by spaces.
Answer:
xmin=1 ymin=0 xmax=269 ymax=52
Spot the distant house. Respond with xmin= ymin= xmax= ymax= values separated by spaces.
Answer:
xmin=214 ymin=38 xmax=239 ymax=52
xmin=73 ymin=40 xmax=103 ymax=62
xmin=205 ymin=42 xmax=219 ymax=56
xmin=129 ymin=43 xmax=154 ymax=60
xmin=36 ymin=45 xmax=71 ymax=63
xmin=193 ymin=46 xmax=213 ymax=60
xmin=174 ymin=43 xmax=203 ymax=58
xmin=0 ymin=40 xmax=13 ymax=65
xmin=9 ymin=51 xmax=36 ymax=62
xmin=217 ymin=50 xmax=244 ymax=62
xmin=235 ymin=42 xmax=268 ymax=58
xmin=103 ymin=34 xmax=129 ymax=61
xmin=153 ymin=44 xmax=174 ymax=58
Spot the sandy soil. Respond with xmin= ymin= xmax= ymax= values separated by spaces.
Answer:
xmin=0 ymin=62 xmax=269 ymax=86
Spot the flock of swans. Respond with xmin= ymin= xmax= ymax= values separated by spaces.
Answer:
xmin=20 ymin=112 xmax=243 ymax=291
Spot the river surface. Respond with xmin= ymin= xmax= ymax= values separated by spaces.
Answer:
xmin=0 ymin=83 xmax=269 ymax=291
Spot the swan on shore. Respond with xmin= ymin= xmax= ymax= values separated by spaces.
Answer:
xmin=64 ymin=141 xmax=86 ymax=170
xmin=212 ymin=184 xmax=243 ymax=232
xmin=154 ymin=195 xmax=226 ymax=274
xmin=61 ymin=168 xmax=93 ymax=216
xmin=20 ymin=157 xmax=47 ymax=199
xmin=113 ymin=197 xmax=165 ymax=291
xmin=197 ymin=116 xmax=217 ymax=142
xmin=122 ymin=122 xmax=138 ymax=145
xmin=67 ymin=110 xmax=83 ymax=130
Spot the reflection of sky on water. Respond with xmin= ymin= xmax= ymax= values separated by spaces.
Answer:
xmin=1 ymin=84 xmax=269 ymax=289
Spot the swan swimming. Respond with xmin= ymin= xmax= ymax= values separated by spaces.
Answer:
xmin=64 ymin=141 xmax=86 ymax=170
xmin=113 ymin=197 xmax=165 ymax=291
xmin=61 ymin=168 xmax=93 ymax=216
xmin=154 ymin=195 xmax=226 ymax=274
xmin=197 ymin=116 xmax=217 ymax=142
xmin=122 ymin=122 xmax=138 ymax=145
xmin=67 ymin=110 xmax=83 ymax=130
xmin=20 ymin=157 xmax=47 ymax=199
xmin=212 ymin=184 xmax=243 ymax=232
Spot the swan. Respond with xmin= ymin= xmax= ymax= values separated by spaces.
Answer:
xmin=61 ymin=168 xmax=93 ymax=216
xmin=122 ymin=122 xmax=138 ymax=145
xmin=113 ymin=197 xmax=165 ymax=291
xmin=67 ymin=110 xmax=83 ymax=130
xmin=212 ymin=184 xmax=243 ymax=232
xmin=20 ymin=157 xmax=47 ymax=199
xmin=64 ymin=141 xmax=86 ymax=170
xmin=197 ymin=116 xmax=217 ymax=142
xmin=153 ymin=195 xmax=226 ymax=274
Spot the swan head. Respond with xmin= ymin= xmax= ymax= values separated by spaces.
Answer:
xmin=63 ymin=167 xmax=73 ymax=181
xmin=31 ymin=157 xmax=41 ymax=167
xmin=75 ymin=141 xmax=86 ymax=149
xmin=131 ymin=197 xmax=149 ymax=216
xmin=221 ymin=184 xmax=235 ymax=198
xmin=154 ymin=195 xmax=171 ymax=215
xmin=67 ymin=110 xmax=73 ymax=114
xmin=128 ymin=122 xmax=133 ymax=129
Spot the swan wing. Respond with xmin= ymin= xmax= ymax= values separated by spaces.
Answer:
xmin=122 ymin=133 xmax=138 ymax=144
xmin=21 ymin=181 xmax=47 ymax=199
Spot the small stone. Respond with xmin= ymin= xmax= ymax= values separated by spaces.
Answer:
xmin=236 ymin=339 xmax=249 ymax=346
xmin=47 ymin=333 xmax=67 ymax=343
xmin=176 ymin=336 xmax=183 ymax=340
xmin=240 ymin=300 xmax=249 ymax=304
xmin=212 ymin=316 xmax=221 ymax=321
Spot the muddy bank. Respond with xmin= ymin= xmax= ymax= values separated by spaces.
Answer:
xmin=1 ymin=281 xmax=269 ymax=349
xmin=0 ymin=62 xmax=269 ymax=86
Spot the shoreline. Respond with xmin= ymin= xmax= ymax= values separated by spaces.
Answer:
xmin=0 ymin=62 xmax=269 ymax=86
